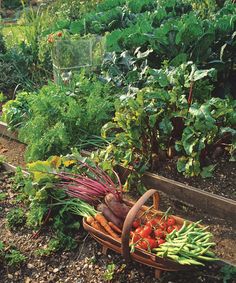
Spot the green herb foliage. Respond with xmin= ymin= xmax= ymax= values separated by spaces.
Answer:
xmin=3 ymin=72 xmax=115 ymax=162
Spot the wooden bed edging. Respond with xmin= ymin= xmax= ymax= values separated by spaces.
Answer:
xmin=0 ymin=122 xmax=20 ymax=141
xmin=117 ymin=167 xmax=236 ymax=223
xmin=2 ymin=162 xmax=29 ymax=176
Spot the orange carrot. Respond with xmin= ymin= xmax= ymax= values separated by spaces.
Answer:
xmin=95 ymin=213 xmax=119 ymax=239
xmin=86 ymin=216 xmax=107 ymax=233
xmin=90 ymin=220 xmax=107 ymax=233
xmin=86 ymin=216 xmax=95 ymax=225
xmin=108 ymin=222 xmax=122 ymax=234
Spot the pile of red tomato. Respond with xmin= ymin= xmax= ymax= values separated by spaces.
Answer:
xmin=130 ymin=216 xmax=182 ymax=251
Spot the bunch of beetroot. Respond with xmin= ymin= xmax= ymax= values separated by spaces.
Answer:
xmin=97 ymin=193 xmax=130 ymax=228
xmin=130 ymin=215 xmax=182 ymax=251
xmin=56 ymin=160 xmax=123 ymax=204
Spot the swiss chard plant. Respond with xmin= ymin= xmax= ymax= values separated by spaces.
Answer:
xmin=96 ymin=62 xmax=235 ymax=180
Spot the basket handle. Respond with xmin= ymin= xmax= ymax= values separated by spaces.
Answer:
xmin=121 ymin=189 xmax=160 ymax=262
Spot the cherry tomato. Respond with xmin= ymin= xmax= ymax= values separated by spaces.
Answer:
xmin=159 ymin=222 xmax=168 ymax=231
xmin=132 ymin=219 xmax=141 ymax=229
xmin=167 ymin=226 xmax=175 ymax=234
xmin=167 ymin=217 xmax=176 ymax=226
xmin=137 ymin=238 xmax=157 ymax=250
xmin=173 ymin=225 xmax=180 ymax=231
xmin=146 ymin=238 xmax=158 ymax=249
xmin=157 ymin=238 xmax=166 ymax=246
xmin=57 ymin=31 xmax=63 ymax=37
xmin=140 ymin=225 xmax=152 ymax=238
xmin=154 ymin=229 xmax=164 ymax=238
xmin=146 ymin=218 xmax=158 ymax=227
xmin=137 ymin=240 xmax=148 ymax=250
xmin=130 ymin=231 xmax=141 ymax=243
xmin=135 ymin=227 xmax=143 ymax=234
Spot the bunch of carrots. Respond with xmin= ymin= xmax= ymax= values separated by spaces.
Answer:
xmin=50 ymin=198 xmax=122 ymax=239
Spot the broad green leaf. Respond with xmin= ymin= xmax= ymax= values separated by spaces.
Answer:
xmin=200 ymin=164 xmax=216 ymax=178
xmin=159 ymin=117 xmax=173 ymax=135
xmin=191 ymin=68 xmax=216 ymax=81
xmin=177 ymin=157 xmax=187 ymax=172
xmin=101 ymin=122 xmax=117 ymax=138
xmin=27 ymin=160 xmax=53 ymax=182
xmin=185 ymin=158 xmax=201 ymax=177
xmin=149 ymin=114 xmax=158 ymax=128
xmin=70 ymin=20 xmax=85 ymax=35
xmin=191 ymin=32 xmax=215 ymax=61
xmin=170 ymin=53 xmax=187 ymax=67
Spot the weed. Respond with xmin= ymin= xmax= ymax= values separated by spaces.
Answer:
xmin=6 ymin=208 xmax=26 ymax=230
xmin=103 ymin=263 xmax=116 ymax=281
xmin=0 ymin=192 xmax=7 ymax=201
xmin=220 ymin=265 xmax=236 ymax=283
xmin=5 ymin=249 xmax=27 ymax=267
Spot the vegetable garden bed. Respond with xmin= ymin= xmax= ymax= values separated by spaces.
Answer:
xmin=0 ymin=1 xmax=236 ymax=281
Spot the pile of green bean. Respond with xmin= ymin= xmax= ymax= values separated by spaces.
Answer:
xmin=153 ymin=221 xmax=218 ymax=265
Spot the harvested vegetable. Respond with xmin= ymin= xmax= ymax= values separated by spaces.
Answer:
xmin=153 ymin=221 xmax=218 ymax=265
xmin=86 ymin=216 xmax=107 ymax=233
xmin=97 ymin=203 xmax=123 ymax=228
xmin=108 ymin=222 xmax=122 ymax=234
xmin=94 ymin=213 xmax=119 ymax=239
xmin=105 ymin=193 xmax=130 ymax=219
xmin=52 ymin=160 xmax=123 ymax=204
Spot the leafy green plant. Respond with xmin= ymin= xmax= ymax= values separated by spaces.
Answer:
xmin=5 ymin=249 xmax=27 ymax=267
xmin=2 ymin=91 xmax=32 ymax=130
xmin=0 ymin=33 xmax=6 ymax=54
xmin=176 ymin=98 xmax=236 ymax=176
xmin=0 ymin=193 xmax=7 ymax=201
xmin=0 ymin=241 xmax=4 ymax=264
xmin=97 ymin=61 xmax=235 ymax=180
xmin=6 ymin=208 xmax=26 ymax=230
xmin=4 ymin=72 xmax=115 ymax=162
xmin=3 ymin=0 xmax=22 ymax=9
xmin=103 ymin=263 xmax=116 ymax=281
xmin=220 ymin=264 xmax=236 ymax=283
xmin=0 ymin=241 xmax=4 ymax=253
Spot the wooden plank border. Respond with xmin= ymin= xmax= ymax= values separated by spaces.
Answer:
xmin=117 ymin=167 xmax=236 ymax=223
xmin=2 ymin=162 xmax=29 ymax=176
xmin=0 ymin=122 xmax=20 ymax=141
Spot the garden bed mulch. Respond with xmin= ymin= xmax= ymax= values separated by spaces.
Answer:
xmin=154 ymin=154 xmax=236 ymax=201
xmin=0 ymin=169 xmax=235 ymax=283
